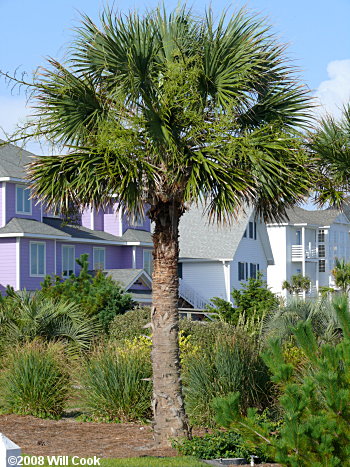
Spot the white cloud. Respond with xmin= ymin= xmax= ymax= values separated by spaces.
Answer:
xmin=315 ymin=59 xmax=350 ymax=120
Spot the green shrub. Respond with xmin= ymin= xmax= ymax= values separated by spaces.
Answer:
xmin=0 ymin=341 xmax=69 ymax=419
xmin=183 ymin=333 xmax=272 ymax=426
xmin=174 ymin=430 xmax=261 ymax=460
xmin=213 ymin=295 xmax=350 ymax=466
xmin=82 ymin=343 xmax=152 ymax=421
xmin=207 ymin=273 xmax=278 ymax=325
xmin=41 ymin=254 xmax=135 ymax=333
xmin=0 ymin=291 xmax=99 ymax=355
xmin=179 ymin=319 xmax=236 ymax=349
xmin=109 ymin=308 xmax=151 ymax=341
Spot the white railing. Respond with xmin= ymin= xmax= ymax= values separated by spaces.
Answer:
xmin=291 ymin=245 xmax=317 ymax=259
xmin=179 ymin=279 xmax=212 ymax=310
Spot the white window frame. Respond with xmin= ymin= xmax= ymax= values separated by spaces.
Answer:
xmin=62 ymin=245 xmax=75 ymax=278
xmin=16 ymin=184 xmax=32 ymax=215
xmin=93 ymin=247 xmax=106 ymax=270
xmin=30 ymin=241 xmax=46 ymax=277
xmin=143 ymin=249 xmax=153 ymax=276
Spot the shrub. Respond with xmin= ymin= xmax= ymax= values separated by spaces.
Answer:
xmin=109 ymin=307 xmax=151 ymax=341
xmin=207 ymin=273 xmax=278 ymax=324
xmin=213 ymin=295 xmax=350 ymax=466
xmin=174 ymin=430 xmax=262 ymax=460
xmin=0 ymin=291 xmax=99 ymax=355
xmin=183 ymin=332 xmax=272 ymax=426
xmin=41 ymin=254 xmax=135 ymax=333
xmin=179 ymin=319 xmax=236 ymax=350
xmin=0 ymin=341 xmax=69 ymax=419
xmin=82 ymin=342 xmax=152 ymax=421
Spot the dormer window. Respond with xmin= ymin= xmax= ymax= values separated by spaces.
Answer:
xmin=16 ymin=185 xmax=31 ymax=215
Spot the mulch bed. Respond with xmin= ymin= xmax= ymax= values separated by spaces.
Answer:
xmin=0 ymin=414 xmax=280 ymax=465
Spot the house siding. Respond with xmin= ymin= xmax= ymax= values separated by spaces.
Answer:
xmin=0 ymin=238 xmax=16 ymax=292
xmin=93 ymin=210 xmax=104 ymax=231
xmin=182 ymin=261 xmax=226 ymax=301
xmin=81 ymin=209 xmax=93 ymax=230
xmin=20 ymin=238 xmax=55 ymax=290
xmin=104 ymin=203 xmax=122 ymax=236
xmin=122 ymin=213 xmax=151 ymax=234
xmin=6 ymin=183 xmax=42 ymax=223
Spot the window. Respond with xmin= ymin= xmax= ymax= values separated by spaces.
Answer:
xmin=16 ymin=185 xmax=31 ymax=214
xmin=319 ymin=260 xmax=326 ymax=273
xmin=238 ymin=262 xmax=245 ymax=281
xmin=30 ymin=242 xmax=45 ymax=276
xmin=243 ymin=229 xmax=247 ymax=238
xmin=318 ymin=229 xmax=325 ymax=243
xmin=143 ymin=250 xmax=153 ymax=276
xmin=318 ymin=245 xmax=325 ymax=257
xmin=248 ymin=221 xmax=256 ymax=239
xmin=62 ymin=245 xmax=75 ymax=277
xmin=296 ymin=230 xmax=301 ymax=245
xmin=250 ymin=263 xmax=259 ymax=279
xmin=93 ymin=247 xmax=105 ymax=270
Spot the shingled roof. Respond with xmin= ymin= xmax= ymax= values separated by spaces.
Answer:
xmin=276 ymin=206 xmax=344 ymax=226
xmin=0 ymin=141 xmax=33 ymax=179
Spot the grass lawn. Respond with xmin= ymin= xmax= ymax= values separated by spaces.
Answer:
xmin=23 ymin=456 xmax=207 ymax=466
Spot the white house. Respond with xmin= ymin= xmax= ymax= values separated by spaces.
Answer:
xmin=178 ymin=205 xmax=274 ymax=308
xmin=267 ymin=206 xmax=350 ymax=299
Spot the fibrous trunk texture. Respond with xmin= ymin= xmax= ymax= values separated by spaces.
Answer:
xmin=151 ymin=201 xmax=190 ymax=446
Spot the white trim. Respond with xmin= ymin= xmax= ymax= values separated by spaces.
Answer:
xmin=62 ymin=244 xmax=75 ymax=278
xmin=29 ymin=241 xmax=46 ymax=277
xmin=16 ymin=237 xmax=20 ymax=290
xmin=179 ymin=257 xmax=231 ymax=263
xmin=123 ymin=269 xmax=152 ymax=290
xmin=93 ymin=246 xmax=106 ymax=270
xmin=0 ymin=177 xmax=27 ymax=183
xmin=223 ymin=260 xmax=231 ymax=301
xmin=91 ymin=208 xmax=95 ymax=230
xmin=143 ymin=249 xmax=153 ymax=276
xmin=132 ymin=246 xmax=136 ymax=269
xmin=1 ymin=181 xmax=6 ymax=227
xmin=15 ymin=184 xmax=32 ymax=215
xmin=0 ymin=232 xmax=152 ymax=246
xmin=118 ymin=211 xmax=123 ymax=235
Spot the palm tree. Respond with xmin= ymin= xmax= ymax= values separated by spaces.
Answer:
xmin=331 ymin=258 xmax=350 ymax=293
xmin=8 ymin=6 xmax=314 ymax=445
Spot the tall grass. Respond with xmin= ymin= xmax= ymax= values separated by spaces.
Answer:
xmin=82 ymin=343 xmax=152 ymax=421
xmin=183 ymin=331 xmax=272 ymax=426
xmin=0 ymin=341 xmax=69 ymax=419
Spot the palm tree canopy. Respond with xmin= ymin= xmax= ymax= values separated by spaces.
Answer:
xmin=13 ymin=5 xmax=313 ymax=222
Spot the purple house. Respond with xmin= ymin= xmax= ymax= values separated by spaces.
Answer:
xmin=0 ymin=142 xmax=153 ymax=303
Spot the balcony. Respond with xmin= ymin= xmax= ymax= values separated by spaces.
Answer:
xmin=291 ymin=245 xmax=318 ymax=261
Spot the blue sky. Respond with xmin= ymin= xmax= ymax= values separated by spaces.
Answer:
xmin=1 ymin=0 xmax=350 ymax=154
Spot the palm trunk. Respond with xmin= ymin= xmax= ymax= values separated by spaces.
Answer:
xmin=150 ymin=201 xmax=190 ymax=446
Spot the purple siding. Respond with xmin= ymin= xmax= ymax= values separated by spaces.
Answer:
xmin=6 ymin=183 xmax=42 ymax=223
xmin=0 ymin=238 xmax=16 ymax=292
xmin=0 ymin=182 xmax=3 ymax=227
xmin=122 ymin=213 xmax=151 ymax=234
xmin=56 ymin=242 xmax=132 ymax=275
xmin=104 ymin=203 xmax=122 ymax=236
xmin=20 ymin=238 xmax=55 ymax=290
xmin=131 ymin=283 xmax=150 ymax=291
xmin=93 ymin=210 xmax=104 ymax=231
xmin=81 ymin=209 xmax=92 ymax=229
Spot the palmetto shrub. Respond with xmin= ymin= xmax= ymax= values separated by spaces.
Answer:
xmin=0 ymin=341 xmax=69 ymax=419
xmin=0 ymin=290 xmax=99 ymax=357
xmin=183 ymin=333 xmax=272 ymax=426
xmin=82 ymin=340 xmax=152 ymax=421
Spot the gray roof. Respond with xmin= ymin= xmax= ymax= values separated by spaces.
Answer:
xmin=0 ymin=218 xmax=69 ymax=237
xmin=122 ymin=228 xmax=152 ymax=243
xmin=129 ymin=290 xmax=152 ymax=302
xmin=104 ymin=269 xmax=151 ymax=290
xmin=0 ymin=140 xmax=34 ymax=179
xmin=179 ymin=205 xmax=253 ymax=260
xmin=277 ymin=206 xmax=342 ymax=226
xmin=43 ymin=217 xmax=124 ymax=242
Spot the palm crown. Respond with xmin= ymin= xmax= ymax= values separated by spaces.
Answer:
xmin=23 ymin=5 xmax=313 ymax=222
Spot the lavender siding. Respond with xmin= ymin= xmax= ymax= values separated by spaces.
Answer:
xmin=104 ymin=203 xmax=122 ymax=236
xmin=81 ymin=209 xmax=92 ymax=229
xmin=93 ymin=210 xmax=104 ymax=231
xmin=20 ymin=238 xmax=55 ymax=290
xmin=56 ymin=243 xmax=132 ymax=275
xmin=0 ymin=238 xmax=16 ymax=292
xmin=0 ymin=182 xmax=3 ymax=227
xmin=6 ymin=183 xmax=42 ymax=223
xmin=122 ymin=213 xmax=151 ymax=234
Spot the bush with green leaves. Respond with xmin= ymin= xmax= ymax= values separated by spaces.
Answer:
xmin=0 ymin=341 xmax=69 ymax=419
xmin=41 ymin=254 xmax=135 ymax=332
xmin=0 ymin=290 xmax=98 ymax=356
xmin=174 ymin=430 xmax=268 ymax=460
xmin=213 ymin=295 xmax=350 ymax=466
xmin=82 ymin=341 xmax=152 ymax=421
xmin=109 ymin=307 xmax=151 ymax=341
xmin=207 ymin=273 xmax=278 ymax=325
xmin=183 ymin=326 xmax=272 ymax=426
